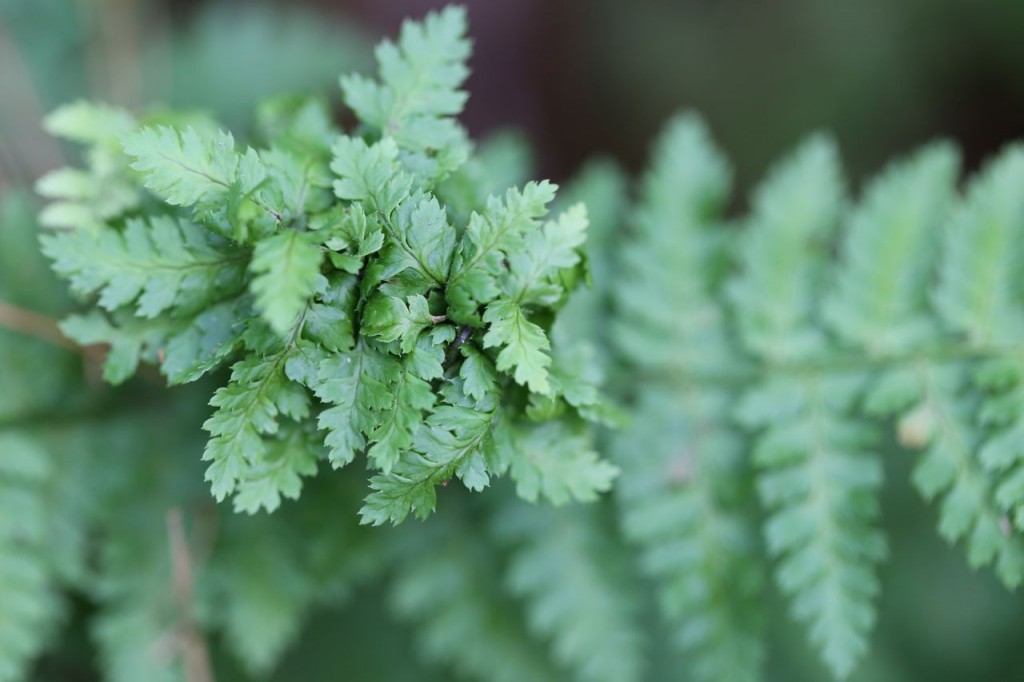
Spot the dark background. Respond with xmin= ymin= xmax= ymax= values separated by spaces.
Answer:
xmin=5 ymin=0 xmax=1024 ymax=192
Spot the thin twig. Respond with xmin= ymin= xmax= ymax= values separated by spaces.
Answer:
xmin=165 ymin=509 xmax=216 ymax=682
xmin=0 ymin=301 xmax=77 ymax=349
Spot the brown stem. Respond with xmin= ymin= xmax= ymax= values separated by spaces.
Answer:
xmin=165 ymin=509 xmax=216 ymax=682
xmin=0 ymin=301 xmax=76 ymax=349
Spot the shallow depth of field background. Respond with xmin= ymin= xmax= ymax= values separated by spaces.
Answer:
xmin=3 ymin=1 xmax=1024 ymax=680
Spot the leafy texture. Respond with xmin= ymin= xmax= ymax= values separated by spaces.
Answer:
xmin=17 ymin=5 xmax=1024 ymax=681
xmin=388 ymin=511 xmax=566 ymax=682
xmin=607 ymin=112 xmax=1024 ymax=681
xmin=611 ymin=115 xmax=765 ymax=682
xmin=41 ymin=7 xmax=613 ymax=521
xmin=491 ymin=499 xmax=645 ymax=682
xmin=0 ymin=432 xmax=62 ymax=682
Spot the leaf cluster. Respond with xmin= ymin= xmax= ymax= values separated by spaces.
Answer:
xmin=39 ymin=6 xmax=617 ymax=522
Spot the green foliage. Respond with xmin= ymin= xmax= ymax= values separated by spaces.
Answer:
xmin=611 ymin=115 xmax=764 ymax=682
xmin=40 ymin=6 xmax=615 ymax=520
xmin=8 ymin=4 xmax=1024 ymax=682
xmin=608 ymin=112 xmax=1024 ymax=680
xmin=491 ymin=498 xmax=645 ymax=682
xmin=388 ymin=507 xmax=566 ymax=682
xmin=0 ymin=432 xmax=61 ymax=682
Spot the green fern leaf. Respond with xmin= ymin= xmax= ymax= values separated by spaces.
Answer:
xmin=482 ymin=298 xmax=553 ymax=394
xmin=492 ymin=500 xmax=646 ymax=682
xmin=388 ymin=512 xmax=565 ymax=682
xmin=249 ymin=229 xmax=326 ymax=335
xmin=0 ymin=432 xmax=62 ymax=682
xmin=611 ymin=113 xmax=764 ymax=682
xmin=202 ymin=347 xmax=314 ymax=509
xmin=361 ymin=404 xmax=497 ymax=525
xmin=341 ymin=5 xmax=471 ymax=180
xmin=447 ymin=181 xmax=557 ymax=324
xmin=42 ymin=215 xmax=246 ymax=318
xmin=122 ymin=126 xmax=262 ymax=210
xmin=729 ymin=134 xmax=844 ymax=362
xmin=507 ymin=420 xmax=618 ymax=505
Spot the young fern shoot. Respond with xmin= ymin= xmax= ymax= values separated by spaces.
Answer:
xmin=39 ymin=6 xmax=617 ymax=522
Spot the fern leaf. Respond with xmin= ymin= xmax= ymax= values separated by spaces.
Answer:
xmin=361 ymin=405 xmax=496 ymax=525
xmin=825 ymin=143 xmax=959 ymax=353
xmin=447 ymin=180 xmax=557 ymax=324
xmin=742 ymin=376 xmax=885 ymax=680
xmin=59 ymin=312 xmax=145 ymax=384
xmin=729 ymin=134 xmax=844 ymax=362
xmin=0 ymin=431 xmax=62 ymax=682
xmin=382 ymin=193 xmax=458 ymax=287
xmin=330 ymin=136 xmax=411 ymax=215
xmin=42 ymin=215 xmax=246 ymax=318
xmin=612 ymin=113 xmax=764 ymax=682
xmin=978 ymin=358 xmax=1024 ymax=530
xmin=366 ymin=339 xmax=442 ymax=473
xmin=37 ymin=102 xmax=141 ymax=231
xmin=362 ymin=293 xmax=436 ymax=353
xmin=341 ymin=5 xmax=471 ymax=180
xmin=905 ymin=365 xmax=1024 ymax=586
xmin=122 ymin=126 xmax=256 ymax=207
xmin=731 ymin=138 xmax=883 ymax=679
xmin=614 ymin=392 xmax=764 ymax=682
xmin=548 ymin=159 xmax=629 ymax=354
xmin=502 ymin=204 xmax=588 ymax=306
xmin=388 ymin=513 xmax=565 ymax=682
xmin=507 ymin=420 xmax=618 ymax=505
xmin=43 ymin=100 xmax=136 ymax=146
xmin=92 ymin=518 xmax=182 ymax=682
xmin=934 ymin=145 xmax=1024 ymax=345
xmin=202 ymin=347 xmax=314 ymax=509
xmin=612 ymin=113 xmax=733 ymax=373
xmin=214 ymin=515 xmax=316 ymax=676
xmin=249 ymin=229 xmax=326 ymax=335
xmin=294 ymin=341 xmax=392 ymax=468
xmin=482 ymin=298 xmax=553 ymax=394
xmin=492 ymin=499 xmax=646 ymax=682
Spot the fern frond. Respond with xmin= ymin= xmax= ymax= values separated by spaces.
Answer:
xmin=825 ymin=144 xmax=959 ymax=353
xmin=447 ymin=180 xmax=557 ymax=324
xmin=203 ymin=344 xmax=315 ymax=510
xmin=611 ymin=113 xmax=764 ymax=682
xmin=729 ymin=137 xmax=889 ymax=680
xmin=506 ymin=419 xmax=618 ymax=505
xmin=212 ymin=514 xmax=316 ymax=677
xmin=122 ymin=126 xmax=256 ymax=209
xmin=934 ymin=146 xmax=1024 ymax=345
xmin=615 ymin=392 xmax=764 ymax=682
xmin=978 ymin=357 xmax=1024 ymax=530
xmin=903 ymin=365 xmax=1024 ymax=586
xmin=612 ymin=113 xmax=733 ymax=374
xmin=0 ymin=431 xmax=62 ymax=682
xmin=41 ymin=215 xmax=247 ymax=318
xmin=491 ymin=498 xmax=646 ymax=682
xmin=388 ymin=511 xmax=565 ymax=682
xmin=92 ymin=518 xmax=182 ymax=682
xmin=36 ymin=102 xmax=141 ymax=232
xmin=341 ymin=5 xmax=471 ymax=181
xmin=249 ymin=229 xmax=326 ymax=335
xmin=741 ymin=375 xmax=885 ymax=680
xmin=729 ymin=134 xmax=844 ymax=362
